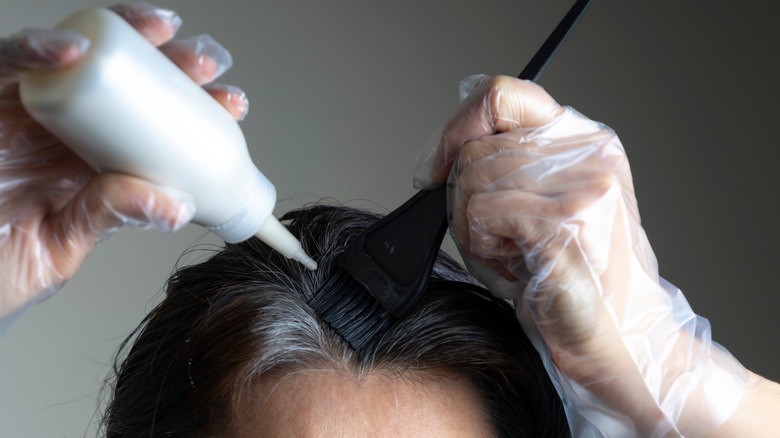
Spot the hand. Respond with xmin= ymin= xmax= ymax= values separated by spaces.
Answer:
xmin=0 ymin=3 xmax=248 ymax=328
xmin=415 ymin=75 xmax=748 ymax=436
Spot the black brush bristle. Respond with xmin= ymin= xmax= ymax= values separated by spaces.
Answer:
xmin=309 ymin=268 xmax=393 ymax=352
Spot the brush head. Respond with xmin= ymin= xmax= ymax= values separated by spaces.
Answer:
xmin=308 ymin=268 xmax=394 ymax=352
xmin=309 ymin=187 xmax=448 ymax=352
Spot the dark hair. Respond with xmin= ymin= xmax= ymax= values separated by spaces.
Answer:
xmin=102 ymin=205 xmax=569 ymax=437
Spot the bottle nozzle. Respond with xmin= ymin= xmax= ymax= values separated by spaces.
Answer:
xmin=254 ymin=215 xmax=317 ymax=271
xmin=289 ymin=247 xmax=318 ymax=271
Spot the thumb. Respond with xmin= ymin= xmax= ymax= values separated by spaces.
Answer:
xmin=413 ymin=75 xmax=562 ymax=189
xmin=42 ymin=173 xmax=195 ymax=280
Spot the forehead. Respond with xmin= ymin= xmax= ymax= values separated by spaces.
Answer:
xmin=222 ymin=369 xmax=494 ymax=438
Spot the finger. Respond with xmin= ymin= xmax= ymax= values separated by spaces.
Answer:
xmin=454 ymin=188 xmax=596 ymax=287
xmin=419 ymin=76 xmax=564 ymax=187
xmin=455 ymin=120 xmax=616 ymax=173
xmin=108 ymin=2 xmax=182 ymax=46
xmin=203 ymin=84 xmax=249 ymax=121
xmin=158 ymin=35 xmax=233 ymax=85
xmin=0 ymin=28 xmax=89 ymax=86
xmin=457 ymin=156 xmax=531 ymax=202
xmin=454 ymin=149 xmax=610 ymax=211
xmin=453 ymin=139 xmax=543 ymax=200
xmin=449 ymin=189 xmax=537 ymax=282
xmin=41 ymin=173 xmax=195 ymax=279
xmin=453 ymin=127 xmax=627 ymax=200
xmin=462 ymin=181 xmax=619 ymax=276
xmin=461 ymin=190 xmax=561 ymax=258
xmin=76 ymin=173 xmax=196 ymax=236
xmin=453 ymin=136 xmax=537 ymax=176
xmin=456 ymin=189 xmax=595 ymax=308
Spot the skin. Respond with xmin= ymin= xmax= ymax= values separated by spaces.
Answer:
xmin=222 ymin=370 xmax=495 ymax=438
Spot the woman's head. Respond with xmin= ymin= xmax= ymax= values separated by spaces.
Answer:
xmin=103 ymin=205 xmax=569 ymax=437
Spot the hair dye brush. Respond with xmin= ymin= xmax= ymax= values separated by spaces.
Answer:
xmin=310 ymin=0 xmax=593 ymax=352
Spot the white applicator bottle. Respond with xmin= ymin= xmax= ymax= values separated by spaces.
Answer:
xmin=19 ymin=8 xmax=317 ymax=270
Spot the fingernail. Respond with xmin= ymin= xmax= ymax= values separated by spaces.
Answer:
xmin=44 ymin=29 xmax=90 ymax=54
xmin=151 ymin=6 xmax=183 ymax=33
xmin=17 ymin=28 xmax=90 ymax=64
xmin=237 ymin=93 xmax=249 ymax=121
xmin=204 ymin=84 xmax=249 ymax=120
xmin=181 ymin=34 xmax=233 ymax=79
xmin=226 ymin=85 xmax=250 ymax=121
xmin=109 ymin=3 xmax=183 ymax=33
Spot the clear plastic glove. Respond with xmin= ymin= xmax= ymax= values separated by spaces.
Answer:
xmin=0 ymin=3 xmax=249 ymax=333
xmin=415 ymin=75 xmax=748 ymax=437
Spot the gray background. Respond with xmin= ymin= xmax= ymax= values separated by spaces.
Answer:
xmin=1 ymin=0 xmax=778 ymax=436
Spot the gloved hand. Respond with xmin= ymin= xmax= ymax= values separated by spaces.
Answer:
xmin=415 ymin=75 xmax=748 ymax=437
xmin=0 ymin=3 xmax=249 ymax=332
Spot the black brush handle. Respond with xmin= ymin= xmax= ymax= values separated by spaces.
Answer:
xmin=349 ymin=0 xmax=593 ymax=318
xmin=520 ymin=0 xmax=593 ymax=82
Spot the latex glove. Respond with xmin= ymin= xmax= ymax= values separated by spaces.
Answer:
xmin=0 ymin=3 xmax=249 ymax=333
xmin=415 ymin=75 xmax=748 ymax=437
